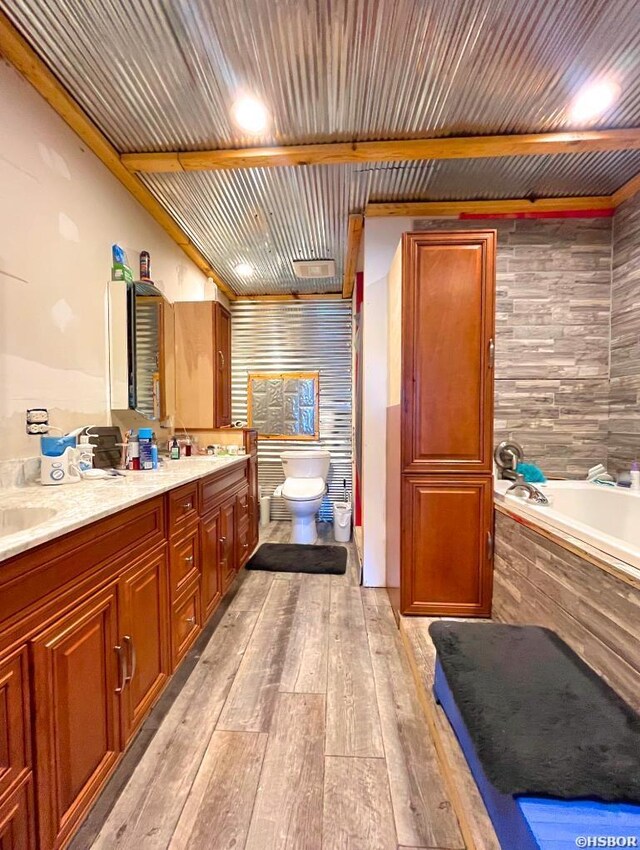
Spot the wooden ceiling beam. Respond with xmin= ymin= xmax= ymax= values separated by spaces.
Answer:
xmin=612 ymin=171 xmax=640 ymax=207
xmin=342 ymin=214 xmax=364 ymax=299
xmin=121 ymin=128 xmax=640 ymax=173
xmin=0 ymin=11 xmax=236 ymax=300
xmin=365 ymin=196 xmax=615 ymax=218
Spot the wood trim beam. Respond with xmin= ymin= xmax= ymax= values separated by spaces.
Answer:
xmin=121 ymin=129 xmax=640 ymax=173
xmin=365 ymin=196 xmax=615 ymax=218
xmin=0 ymin=11 xmax=236 ymax=300
xmin=342 ymin=214 xmax=364 ymax=299
xmin=612 ymin=171 xmax=640 ymax=206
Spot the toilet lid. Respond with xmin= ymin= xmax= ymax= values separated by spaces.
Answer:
xmin=282 ymin=477 xmax=325 ymax=501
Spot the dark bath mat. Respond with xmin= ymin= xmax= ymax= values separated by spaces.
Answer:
xmin=246 ymin=543 xmax=347 ymax=575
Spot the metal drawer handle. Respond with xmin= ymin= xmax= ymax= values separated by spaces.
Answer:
xmin=182 ymin=501 xmax=193 ymax=510
xmin=218 ymin=350 xmax=225 ymax=368
xmin=123 ymin=634 xmax=137 ymax=682
xmin=487 ymin=531 xmax=494 ymax=560
xmin=186 ymin=616 xmax=196 ymax=626
xmin=488 ymin=338 xmax=495 ymax=369
xmin=114 ymin=644 xmax=128 ymax=694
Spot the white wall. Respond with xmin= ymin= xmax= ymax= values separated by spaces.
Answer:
xmin=361 ymin=217 xmax=412 ymax=585
xmin=0 ymin=61 xmax=209 ymax=461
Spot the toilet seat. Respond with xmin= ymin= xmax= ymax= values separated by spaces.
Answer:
xmin=281 ymin=477 xmax=326 ymax=501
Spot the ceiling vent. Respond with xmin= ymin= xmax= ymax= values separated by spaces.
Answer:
xmin=292 ymin=259 xmax=336 ymax=279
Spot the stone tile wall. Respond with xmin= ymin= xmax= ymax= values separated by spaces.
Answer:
xmin=609 ymin=193 xmax=640 ymax=472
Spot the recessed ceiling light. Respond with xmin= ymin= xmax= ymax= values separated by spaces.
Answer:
xmin=235 ymin=262 xmax=254 ymax=277
xmin=231 ymin=96 xmax=269 ymax=134
xmin=570 ymin=80 xmax=619 ymax=123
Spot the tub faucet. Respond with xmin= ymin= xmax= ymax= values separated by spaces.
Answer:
xmin=506 ymin=474 xmax=549 ymax=505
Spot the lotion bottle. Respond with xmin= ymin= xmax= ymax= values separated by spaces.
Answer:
xmin=631 ymin=461 xmax=640 ymax=491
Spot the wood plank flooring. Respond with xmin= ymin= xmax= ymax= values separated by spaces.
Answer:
xmin=81 ymin=522 xmax=467 ymax=850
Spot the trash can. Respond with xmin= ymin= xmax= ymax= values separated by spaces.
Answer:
xmin=333 ymin=501 xmax=352 ymax=543
xmin=260 ymin=494 xmax=271 ymax=527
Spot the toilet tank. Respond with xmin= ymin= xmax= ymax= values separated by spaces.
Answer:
xmin=281 ymin=450 xmax=331 ymax=480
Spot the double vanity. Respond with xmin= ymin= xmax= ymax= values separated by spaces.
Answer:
xmin=0 ymin=439 xmax=258 ymax=849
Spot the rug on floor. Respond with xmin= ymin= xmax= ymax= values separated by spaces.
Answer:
xmin=246 ymin=543 xmax=347 ymax=575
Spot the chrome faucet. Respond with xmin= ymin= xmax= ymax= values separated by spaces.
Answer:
xmin=506 ymin=474 xmax=549 ymax=505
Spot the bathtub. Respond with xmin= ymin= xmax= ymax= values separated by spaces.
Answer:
xmin=494 ymin=479 xmax=640 ymax=581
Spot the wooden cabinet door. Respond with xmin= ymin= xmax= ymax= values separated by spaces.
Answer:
xmin=200 ymin=509 xmax=222 ymax=620
xmin=214 ymin=304 xmax=232 ymax=427
xmin=171 ymin=579 xmax=202 ymax=669
xmin=402 ymin=232 xmax=495 ymax=474
xmin=31 ymin=586 xmax=121 ymax=850
xmin=0 ymin=648 xmax=30 ymax=802
xmin=0 ymin=775 xmax=35 ymax=850
xmin=119 ymin=549 xmax=169 ymax=743
xmin=174 ymin=301 xmax=215 ymax=428
xmin=401 ymin=475 xmax=493 ymax=617
xmin=220 ymin=497 xmax=236 ymax=591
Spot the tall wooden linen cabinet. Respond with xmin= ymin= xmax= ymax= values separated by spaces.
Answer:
xmin=386 ymin=231 xmax=496 ymax=617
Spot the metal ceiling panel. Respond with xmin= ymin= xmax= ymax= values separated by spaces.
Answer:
xmin=4 ymin=0 xmax=640 ymax=293
xmin=140 ymin=150 xmax=639 ymax=294
xmin=3 ymin=0 xmax=640 ymax=152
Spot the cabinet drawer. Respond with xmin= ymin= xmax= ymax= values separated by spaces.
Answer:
xmin=0 ymin=774 xmax=35 ymax=850
xmin=169 ymin=528 xmax=200 ymax=597
xmin=0 ymin=648 xmax=30 ymax=802
xmin=168 ymin=483 xmax=199 ymax=536
xmin=171 ymin=580 xmax=202 ymax=669
xmin=201 ymin=462 xmax=248 ymax=513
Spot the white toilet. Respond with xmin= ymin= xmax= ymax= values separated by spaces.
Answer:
xmin=276 ymin=450 xmax=331 ymax=544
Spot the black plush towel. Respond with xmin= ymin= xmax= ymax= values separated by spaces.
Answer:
xmin=429 ymin=621 xmax=640 ymax=802
xmin=246 ymin=543 xmax=347 ymax=575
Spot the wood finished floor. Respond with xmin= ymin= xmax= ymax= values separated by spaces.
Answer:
xmin=85 ymin=522 xmax=466 ymax=850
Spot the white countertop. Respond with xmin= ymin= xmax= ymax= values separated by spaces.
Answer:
xmin=0 ymin=456 xmax=248 ymax=564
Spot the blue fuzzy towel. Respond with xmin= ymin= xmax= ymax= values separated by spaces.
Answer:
xmin=516 ymin=462 xmax=547 ymax=483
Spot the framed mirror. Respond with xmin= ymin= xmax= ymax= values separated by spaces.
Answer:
xmin=108 ymin=281 xmax=174 ymax=420
xmin=248 ymin=371 xmax=319 ymax=440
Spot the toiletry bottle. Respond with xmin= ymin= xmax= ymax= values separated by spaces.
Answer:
xmin=151 ymin=436 xmax=159 ymax=470
xmin=631 ymin=461 xmax=640 ymax=491
xmin=127 ymin=433 xmax=140 ymax=470
xmin=170 ymin=437 xmax=180 ymax=460
xmin=77 ymin=434 xmax=95 ymax=473
xmin=140 ymin=250 xmax=151 ymax=281
xmin=139 ymin=428 xmax=154 ymax=470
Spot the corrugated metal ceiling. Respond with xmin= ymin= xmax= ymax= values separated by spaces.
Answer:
xmin=4 ymin=0 xmax=640 ymax=293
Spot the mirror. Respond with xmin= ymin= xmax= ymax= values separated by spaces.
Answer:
xmin=108 ymin=281 xmax=174 ymax=420
xmin=248 ymin=371 xmax=319 ymax=439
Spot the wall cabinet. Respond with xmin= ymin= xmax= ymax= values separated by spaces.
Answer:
xmin=174 ymin=301 xmax=232 ymax=429
xmin=0 ymin=457 xmax=256 ymax=849
xmin=387 ymin=231 xmax=496 ymax=617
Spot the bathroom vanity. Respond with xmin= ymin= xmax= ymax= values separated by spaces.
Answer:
xmin=0 ymin=451 xmax=258 ymax=850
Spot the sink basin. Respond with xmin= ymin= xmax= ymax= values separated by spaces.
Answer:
xmin=0 ymin=507 xmax=57 ymax=537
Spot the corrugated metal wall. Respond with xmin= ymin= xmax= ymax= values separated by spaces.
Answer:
xmin=231 ymin=299 xmax=352 ymax=521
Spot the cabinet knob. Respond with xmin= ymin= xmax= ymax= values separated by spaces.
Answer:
xmin=182 ymin=501 xmax=193 ymax=510
xmin=219 ymin=536 xmax=226 ymax=544
xmin=186 ymin=616 xmax=196 ymax=626
xmin=243 ymin=543 xmax=249 ymax=550
xmin=185 ymin=554 xmax=194 ymax=564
